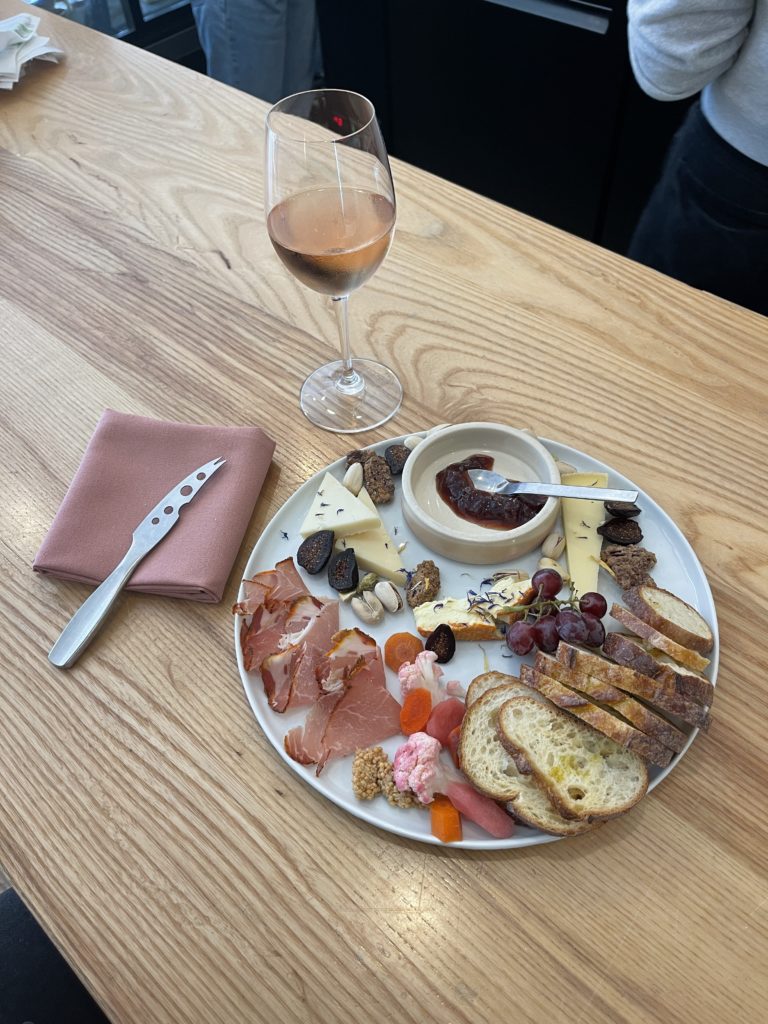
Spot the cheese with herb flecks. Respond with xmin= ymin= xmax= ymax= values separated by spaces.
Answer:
xmin=560 ymin=471 xmax=609 ymax=598
xmin=299 ymin=473 xmax=380 ymax=538
xmin=333 ymin=487 xmax=404 ymax=582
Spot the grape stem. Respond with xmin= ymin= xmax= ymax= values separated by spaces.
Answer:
xmin=497 ymin=581 xmax=582 ymax=621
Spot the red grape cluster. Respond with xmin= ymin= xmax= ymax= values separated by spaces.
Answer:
xmin=505 ymin=569 xmax=608 ymax=656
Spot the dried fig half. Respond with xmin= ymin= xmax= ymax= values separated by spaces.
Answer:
xmin=296 ymin=530 xmax=334 ymax=574
xmin=425 ymin=623 xmax=456 ymax=664
xmin=597 ymin=518 xmax=643 ymax=545
xmin=384 ymin=444 xmax=410 ymax=476
xmin=604 ymin=500 xmax=641 ymax=519
xmin=327 ymin=548 xmax=359 ymax=592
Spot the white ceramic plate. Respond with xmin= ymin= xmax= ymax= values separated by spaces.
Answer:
xmin=235 ymin=435 xmax=718 ymax=849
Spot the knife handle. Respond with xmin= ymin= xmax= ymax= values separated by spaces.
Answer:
xmin=48 ymin=543 xmax=146 ymax=669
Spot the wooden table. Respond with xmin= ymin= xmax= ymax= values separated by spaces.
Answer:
xmin=1 ymin=6 xmax=766 ymax=1023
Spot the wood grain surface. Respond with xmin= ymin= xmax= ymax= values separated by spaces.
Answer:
xmin=1 ymin=5 xmax=767 ymax=1023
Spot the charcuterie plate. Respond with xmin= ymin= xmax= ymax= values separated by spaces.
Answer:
xmin=234 ymin=432 xmax=717 ymax=849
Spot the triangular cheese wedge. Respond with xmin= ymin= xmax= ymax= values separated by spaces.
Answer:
xmin=299 ymin=473 xmax=381 ymax=538
xmin=333 ymin=487 xmax=404 ymax=583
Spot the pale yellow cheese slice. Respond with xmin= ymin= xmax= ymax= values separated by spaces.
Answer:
xmin=333 ymin=487 xmax=404 ymax=583
xmin=299 ymin=473 xmax=380 ymax=538
xmin=560 ymin=471 xmax=609 ymax=598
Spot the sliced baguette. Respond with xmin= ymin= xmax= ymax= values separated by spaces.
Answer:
xmin=623 ymin=585 xmax=714 ymax=655
xmin=532 ymin=653 xmax=688 ymax=754
xmin=498 ymin=696 xmax=648 ymax=821
xmin=466 ymin=671 xmax=521 ymax=707
xmin=520 ymin=665 xmax=674 ymax=767
xmin=458 ymin=685 xmax=595 ymax=836
xmin=610 ymin=604 xmax=710 ymax=672
xmin=602 ymin=633 xmax=714 ymax=709
xmin=556 ymin=642 xmax=711 ymax=730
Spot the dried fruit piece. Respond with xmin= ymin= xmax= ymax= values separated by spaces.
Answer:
xmin=296 ymin=530 xmax=334 ymax=574
xmin=327 ymin=548 xmax=359 ymax=591
xmin=604 ymin=500 xmax=641 ymax=519
xmin=362 ymin=453 xmax=394 ymax=504
xmin=425 ymin=623 xmax=456 ymax=664
xmin=597 ymin=518 xmax=643 ymax=545
xmin=384 ymin=444 xmax=410 ymax=475
xmin=406 ymin=560 xmax=441 ymax=607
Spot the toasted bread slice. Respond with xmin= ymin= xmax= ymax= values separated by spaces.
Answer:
xmin=520 ymin=665 xmax=674 ymax=767
xmin=602 ymin=633 xmax=714 ymax=708
xmin=556 ymin=642 xmax=711 ymax=730
xmin=466 ymin=671 xmax=521 ymax=706
xmin=498 ymin=696 xmax=648 ymax=821
xmin=623 ymin=586 xmax=714 ymax=655
xmin=459 ymin=685 xmax=595 ymax=836
xmin=532 ymin=653 xmax=688 ymax=754
xmin=610 ymin=604 xmax=710 ymax=672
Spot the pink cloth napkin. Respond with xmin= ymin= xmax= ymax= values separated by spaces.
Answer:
xmin=33 ymin=409 xmax=276 ymax=603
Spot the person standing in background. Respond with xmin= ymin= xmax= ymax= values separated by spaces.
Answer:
xmin=627 ymin=0 xmax=768 ymax=316
xmin=191 ymin=0 xmax=322 ymax=103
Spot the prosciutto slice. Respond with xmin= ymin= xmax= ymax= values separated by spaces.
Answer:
xmin=261 ymin=599 xmax=339 ymax=712
xmin=317 ymin=628 xmax=379 ymax=694
xmin=317 ymin=656 xmax=402 ymax=771
xmin=285 ymin=649 xmax=402 ymax=773
xmin=241 ymin=604 xmax=290 ymax=673
xmin=266 ymin=557 xmax=309 ymax=608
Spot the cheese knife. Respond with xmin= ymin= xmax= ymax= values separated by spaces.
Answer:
xmin=48 ymin=456 xmax=226 ymax=669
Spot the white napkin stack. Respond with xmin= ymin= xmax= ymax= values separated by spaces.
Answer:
xmin=0 ymin=14 xmax=63 ymax=90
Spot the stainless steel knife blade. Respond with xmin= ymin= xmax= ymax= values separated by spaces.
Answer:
xmin=48 ymin=456 xmax=226 ymax=668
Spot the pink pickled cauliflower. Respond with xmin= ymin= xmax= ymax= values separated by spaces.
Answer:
xmin=397 ymin=650 xmax=464 ymax=703
xmin=392 ymin=732 xmax=515 ymax=839
xmin=392 ymin=731 xmax=456 ymax=804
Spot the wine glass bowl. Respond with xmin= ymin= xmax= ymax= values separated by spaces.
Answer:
xmin=265 ymin=89 xmax=402 ymax=433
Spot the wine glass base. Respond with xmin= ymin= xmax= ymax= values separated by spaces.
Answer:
xmin=300 ymin=359 xmax=403 ymax=434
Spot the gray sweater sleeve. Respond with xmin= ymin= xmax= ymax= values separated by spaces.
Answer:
xmin=627 ymin=0 xmax=755 ymax=100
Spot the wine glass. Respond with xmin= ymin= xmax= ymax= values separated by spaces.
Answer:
xmin=265 ymin=89 xmax=402 ymax=433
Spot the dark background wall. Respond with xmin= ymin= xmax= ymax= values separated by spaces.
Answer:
xmin=316 ymin=0 xmax=693 ymax=254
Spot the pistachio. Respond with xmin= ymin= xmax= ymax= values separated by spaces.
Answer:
xmin=538 ymin=556 xmax=569 ymax=581
xmin=350 ymin=592 xmax=385 ymax=626
xmin=374 ymin=580 xmax=403 ymax=613
xmin=357 ymin=572 xmax=379 ymax=593
xmin=342 ymin=462 xmax=364 ymax=495
xmin=541 ymin=532 xmax=566 ymax=560
xmin=403 ymin=434 xmax=424 ymax=451
xmin=555 ymin=459 xmax=577 ymax=476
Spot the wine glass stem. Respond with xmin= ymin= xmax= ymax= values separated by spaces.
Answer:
xmin=332 ymin=295 xmax=364 ymax=395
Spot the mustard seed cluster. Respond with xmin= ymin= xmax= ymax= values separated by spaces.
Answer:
xmin=351 ymin=747 xmax=421 ymax=809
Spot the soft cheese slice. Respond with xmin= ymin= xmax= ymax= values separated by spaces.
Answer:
xmin=413 ymin=574 xmax=531 ymax=639
xmin=560 ymin=471 xmax=609 ymax=598
xmin=299 ymin=473 xmax=380 ymax=538
xmin=333 ymin=487 xmax=404 ymax=583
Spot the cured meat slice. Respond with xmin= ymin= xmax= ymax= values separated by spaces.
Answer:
xmin=317 ymin=628 xmax=379 ymax=693
xmin=317 ymin=656 xmax=402 ymax=772
xmin=232 ymin=573 xmax=275 ymax=616
xmin=266 ymin=557 xmax=309 ymax=608
xmin=284 ymin=690 xmax=343 ymax=765
xmin=241 ymin=604 xmax=289 ymax=673
xmin=261 ymin=599 xmax=339 ymax=711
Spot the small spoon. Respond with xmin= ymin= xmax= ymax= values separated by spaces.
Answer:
xmin=468 ymin=468 xmax=638 ymax=503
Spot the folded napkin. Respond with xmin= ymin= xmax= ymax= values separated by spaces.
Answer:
xmin=33 ymin=410 xmax=276 ymax=602
xmin=0 ymin=14 xmax=63 ymax=90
